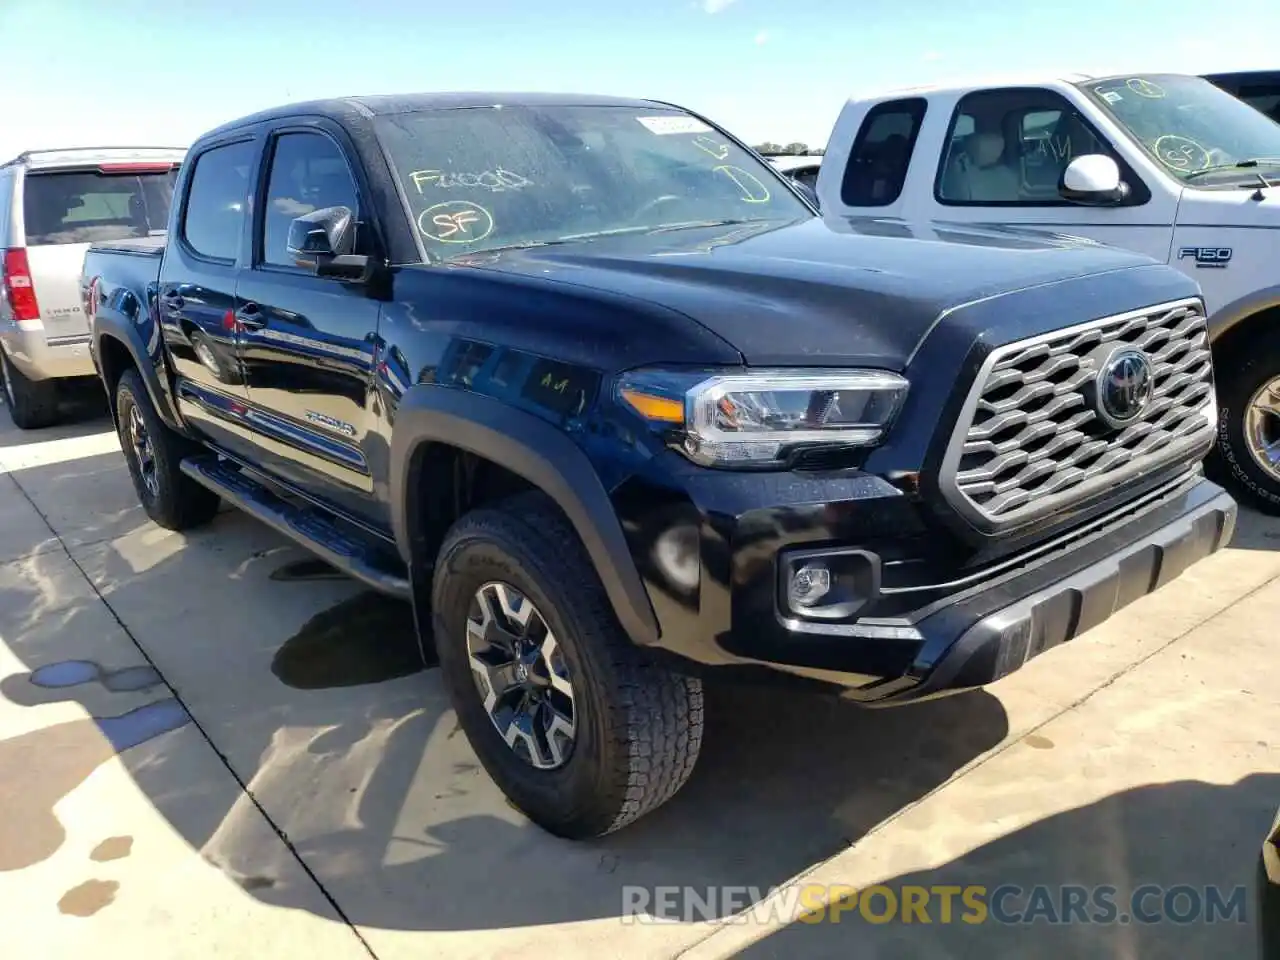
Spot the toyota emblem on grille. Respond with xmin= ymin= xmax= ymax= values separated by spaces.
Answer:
xmin=1095 ymin=348 xmax=1155 ymax=428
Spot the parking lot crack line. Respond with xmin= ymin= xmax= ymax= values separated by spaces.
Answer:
xmin=5 ymin=471 xmax=382 ymax=960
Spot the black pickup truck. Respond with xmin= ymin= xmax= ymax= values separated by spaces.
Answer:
xmin=82 ymin=92 xmax=1237 ymax=839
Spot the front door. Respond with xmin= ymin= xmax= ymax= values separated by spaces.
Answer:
xmin=234 ymin=126 xmax=384 ymax=526
xmin=159 ymin=137 xmax=259 ymax=462
xmin=930 ymin=87 xmax=1176 ymax=264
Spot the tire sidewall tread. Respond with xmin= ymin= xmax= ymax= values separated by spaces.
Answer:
xmin=1212 ymin=335 xmax=1280 ymax=515
xmin=431 ymin=491 xmax=703 ymax=839
xmin=115 ymin=369 xmax=219 ymax=531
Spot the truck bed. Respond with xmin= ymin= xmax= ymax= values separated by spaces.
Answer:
xmin=88 ymin=235 xmax=167 ymax=258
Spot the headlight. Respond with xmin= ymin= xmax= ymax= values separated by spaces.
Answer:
xmin=617 ymin=368 xmax=909 ymax=468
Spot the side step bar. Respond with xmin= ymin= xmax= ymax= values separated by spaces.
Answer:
xmin=180 ymin=454 xmax=410 ymax=600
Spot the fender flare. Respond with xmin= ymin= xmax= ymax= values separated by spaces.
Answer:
xmin=389 ymin=384 xmax=661 ymax=647
xmin=92 ymin=312 xmax=184 ymax=432
xmin=1207 ymin=284 xmax=1280 ymax=345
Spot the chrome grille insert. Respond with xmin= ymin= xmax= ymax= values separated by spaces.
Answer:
xmin=938 ymin=297 xmax=1215 ymax=532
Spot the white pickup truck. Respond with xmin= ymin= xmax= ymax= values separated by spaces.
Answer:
xmin=816 ymin=71 xmax=1280 ymax=512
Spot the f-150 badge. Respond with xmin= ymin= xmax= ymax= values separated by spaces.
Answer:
xmin=1178 ymin=246 xmax=1232 ymax=269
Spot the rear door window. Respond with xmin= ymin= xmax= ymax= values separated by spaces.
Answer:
xmin=181 ymin=140 xmax=257 ymax=262
xmin=840 ymin=98 xmax=927 ymax=206
xmin=22 ymin=169 xmax=176 ymax=246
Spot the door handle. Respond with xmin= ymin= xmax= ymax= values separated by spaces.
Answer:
xmin=160 ymin=292 xmax=184 ymax=310
xmin=234 ymin=302 xmax=267 ymax=329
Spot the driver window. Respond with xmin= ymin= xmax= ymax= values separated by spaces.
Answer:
xmin=261 ymin=132 xmax=360 ymax=268
xmin=938 ymin=89 xmax=1118 ymax=205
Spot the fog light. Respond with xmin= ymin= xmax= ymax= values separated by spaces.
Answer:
xmin=789 ymin=563 xmax=832 ymax=608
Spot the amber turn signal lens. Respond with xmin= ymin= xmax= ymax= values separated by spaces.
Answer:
xmin=620 ymin=388 xmax=684 ymax=423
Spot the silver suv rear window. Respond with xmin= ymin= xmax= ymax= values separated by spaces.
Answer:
xmin=22 ymin=169 xmax=176 ymax=246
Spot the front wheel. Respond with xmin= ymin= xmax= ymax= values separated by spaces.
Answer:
xmin=431 ymin=491 xmax=704 ymax=839
xmin=1211 ymin=337 xmax=1280 ymax=515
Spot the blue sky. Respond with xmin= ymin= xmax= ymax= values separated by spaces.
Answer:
xmin=1 ymin=0 xmax=1275 ymax=162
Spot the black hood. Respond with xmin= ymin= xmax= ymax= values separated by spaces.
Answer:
xmin=466 ymin=216 xmax=1172 ymax=368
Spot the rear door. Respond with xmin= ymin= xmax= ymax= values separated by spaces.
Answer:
xmin=159 ymin=137 xmax=262 ymax=461
xmin=21 ymin=164 xmax=177 ymax=342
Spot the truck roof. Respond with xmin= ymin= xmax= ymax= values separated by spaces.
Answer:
xmin=846 ymin=70 xmax=1197 ymax=102
xmin=201 ymin=92 xmax=674 ymax=140
xmin=1 ymin=146 xmax=187 ymax=171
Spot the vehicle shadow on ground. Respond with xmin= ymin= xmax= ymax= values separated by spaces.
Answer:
xmin=0 ymin=391 xmax=111 ymax=449
xmin=730 ymin=774 xmax=1278 ymax=959
xmin=1231 ymin=506 xmax=1280 ymax=552
xmin=0 ymin=502 xmax=1011 ymax=934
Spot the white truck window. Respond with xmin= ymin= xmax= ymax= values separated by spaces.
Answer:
xmin=839 ymin=98 xmax=927 ymax=207
xmin=937 ymin=89 xmax=1134 ymax=206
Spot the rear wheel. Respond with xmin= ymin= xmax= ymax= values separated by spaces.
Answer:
xmin=1211 ymin=336 xmax=1280 ymax=515
xmin=431 ymin=491 xmax=704 ymax=839
xmin=1 ymin=351 xmax=59 ymax=430
xmin=115 ymin=368 xmax=220 ymax=530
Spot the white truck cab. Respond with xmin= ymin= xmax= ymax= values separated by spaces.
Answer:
xmin=818 ymin=71 xmax=1280 ymax=512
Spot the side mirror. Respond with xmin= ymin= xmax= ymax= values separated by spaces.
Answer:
xmin=1059 ymin=154 xmax=1130 ymax=205
xmin=286 ymin=206 xmax=371 ymax=282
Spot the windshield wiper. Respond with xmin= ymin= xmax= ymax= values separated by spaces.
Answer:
xmin=557 ymin=219 xmax=761 ymax=242
xmin=449 ymin=219 xmax=771 ymax=258
xmin=1184 ymin=158 xmax=1280 ymax=182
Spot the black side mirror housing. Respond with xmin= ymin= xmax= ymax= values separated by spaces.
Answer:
xmin=286 ymin=206 xmax=373 ymax=282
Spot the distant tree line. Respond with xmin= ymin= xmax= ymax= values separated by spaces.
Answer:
xmin=753 ymin=142 xmax=824 ymax=156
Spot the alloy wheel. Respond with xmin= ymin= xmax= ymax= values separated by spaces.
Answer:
xmin=128 ymin=404 xmax=160 ymax=498
xmin=1245 ymin=375 xmax=1280 ymax=484
xmin=466 ymin=581 xmax=576 ymax=770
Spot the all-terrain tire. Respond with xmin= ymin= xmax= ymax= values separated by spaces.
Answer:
xmin=431 ymin=491 xmax=704 ymax=839
xmin=115 ymin=368 xmax=221 ymax=530
xmin=1208 ymin=333 xmax=1280 ymax=515
xmin=1 ymin=351 xmax=59 ymax=429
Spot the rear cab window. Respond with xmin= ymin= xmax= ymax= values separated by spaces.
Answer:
xmin=22 ymin=167 xmax=177 ymax=246
xmin=373 ymin=104 xmax=812 ymax=259
xmin=840 ymin=98 xmax=927 ymax=206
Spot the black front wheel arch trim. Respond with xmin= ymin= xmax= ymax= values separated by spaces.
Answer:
xmin=390 ymin=384 xmax=661 ymax=649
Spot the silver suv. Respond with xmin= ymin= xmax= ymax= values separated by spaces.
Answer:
xmin=0 ymin=147 xmax=184 ymax=428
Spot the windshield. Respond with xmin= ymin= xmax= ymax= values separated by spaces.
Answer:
xmin=375 ymin=104 xmax=811 ymax=258
xmin=1078 ymin=74 xmax=1280 ymax=184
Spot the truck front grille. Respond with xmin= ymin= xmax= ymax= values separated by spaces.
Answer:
xmin=939 ymin=297 xmax=1214 ymax=532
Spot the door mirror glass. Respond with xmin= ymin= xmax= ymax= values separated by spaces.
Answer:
xmin=286 ymin=205 xmax=354 ymax=265
xmin=1059 ymin=154 xmax=1130 ymax=205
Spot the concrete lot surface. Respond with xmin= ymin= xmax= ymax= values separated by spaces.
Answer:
xmin=0 ymin=401 xmax=1277 ymax=959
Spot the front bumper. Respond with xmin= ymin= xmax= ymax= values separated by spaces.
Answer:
xmin=618 ymin=463 xmax=1236 ymax=704
xmin=862 ymin=479 xmax=1236 ymax=704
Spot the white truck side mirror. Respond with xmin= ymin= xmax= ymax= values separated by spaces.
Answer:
xmin=1059 ymin=154 xmax=1130 ymax=205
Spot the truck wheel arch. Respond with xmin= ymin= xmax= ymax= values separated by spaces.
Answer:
xmin=390 ymin=384 xmax=661 ymax=649
xmin=1207 ymin=287 xmax=1280 ymax=358
xmin=93 ymin=318 xmax=184 ymax=432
